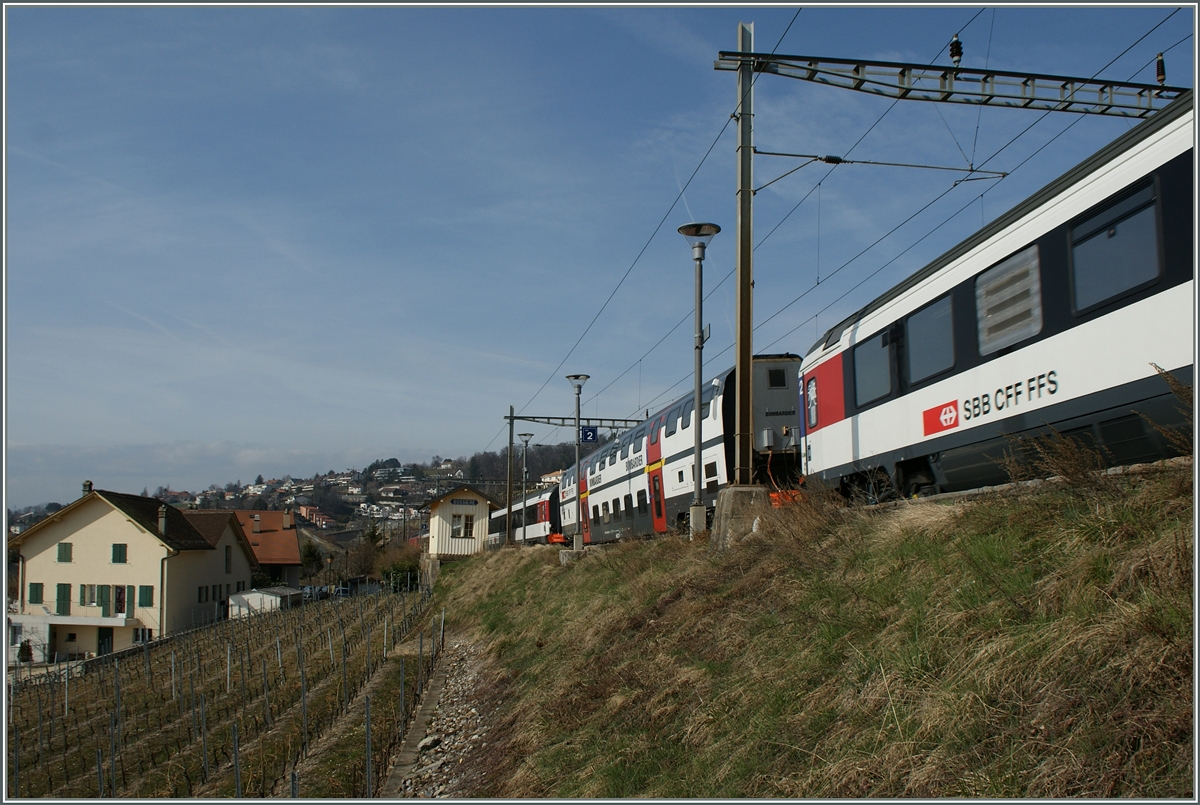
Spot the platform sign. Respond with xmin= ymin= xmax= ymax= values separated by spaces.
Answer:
xmin=580 ymin=426 xmax=598 ymax=443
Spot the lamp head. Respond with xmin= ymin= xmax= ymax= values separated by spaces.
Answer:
xmin=566 ymin=373 xmax=590 ymax=391
xmin=678 ymin=222 xmax=721 ymax=249
xmin=518 ymin=433 xmax=534 ymax=445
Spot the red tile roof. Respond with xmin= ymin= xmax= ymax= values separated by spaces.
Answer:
xmin=233 ymin=511 xmax=302 ymax=566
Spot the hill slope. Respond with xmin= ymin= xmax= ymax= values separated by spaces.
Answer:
xmin=433 ymin=459 xmax=1193 ymax=798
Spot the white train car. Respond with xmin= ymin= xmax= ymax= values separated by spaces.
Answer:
xmin=488 ymin=485 xmax=563 ymax=546
xmin=800 ymin=90 xmax=1194 ymax=499
xmin=560 ymin=353 xmax=804 ymax=543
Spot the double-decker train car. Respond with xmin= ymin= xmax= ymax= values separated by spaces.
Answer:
xmin=560 ymin=353 xmax=804 ymax=543
xmin=800 ymin=90 xmax=1194 ymax=499
xmin=488 ymin=484 xmax=564 ymax=546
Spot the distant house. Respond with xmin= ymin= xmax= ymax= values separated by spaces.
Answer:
xmin=233 ymin=511 xmax=302 ymax=589
xmin=8 ymin=486 xmax=258 ymax=661
xmin=426 ymin=485 xmax=499 ymax=559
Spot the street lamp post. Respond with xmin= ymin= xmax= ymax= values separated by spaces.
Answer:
xmin=565 ymin=374 xmax=589 ymax=552
xmin=678 ymin=222 xmax=720 ymax=538
xmin=518 ymin=433 xmax=533 ymax=545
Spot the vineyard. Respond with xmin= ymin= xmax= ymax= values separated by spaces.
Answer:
xmin=7 ymin=586 xmax=440 ymax=798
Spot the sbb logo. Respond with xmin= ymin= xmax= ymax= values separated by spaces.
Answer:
xmin=923 ymin=401 xmax=960 ymax=436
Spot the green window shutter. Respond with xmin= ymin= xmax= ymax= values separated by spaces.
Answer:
xmin=57 ymin=543 xmax=72 ymax=562
xmin=112 ymin=544 xmax=127 ymax=563
xmin=56 ymin=584 xmax=71 ymax=616
xmin=28 ymin=583 xmax=43 ymax=604
xmin=126 ymin=585 xmax=135 ymax=617
xmin=97 ymin=584 xmax=110 ymax=617
xmin=138 ymin=586 xmax=154 ymax=607
xmin=79 ymin=585 xmax=87 ymax=605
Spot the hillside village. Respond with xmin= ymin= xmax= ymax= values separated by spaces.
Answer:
xmin=6 ymin=443 xmax=594 ymax=664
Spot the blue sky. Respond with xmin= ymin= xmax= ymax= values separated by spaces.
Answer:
xmin=4 ymin=5 xmax=1194 ymax=509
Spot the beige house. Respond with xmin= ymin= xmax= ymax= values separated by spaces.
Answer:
xmin=426 ymin=485 xmax=498 ymax=559
xmin=8 ymin=486 xmax=258 ymax=662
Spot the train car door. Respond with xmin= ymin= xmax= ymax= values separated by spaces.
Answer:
xmin=645 ymin=416 xmax=668 ymax=533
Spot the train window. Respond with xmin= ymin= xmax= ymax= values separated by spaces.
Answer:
xmin=701 ymin=385 xmax=715 ymax=419
xmin=620 ymin=434 xmax=630 ymax=460
xmin=906 ymin=294 xmax=955 ymax=383
xmin=650 ymin=423 xmax=660 ymax=445
xmin=608 ymin=451 xmax=616 ymax=467
xmin=768 ymin=369 xmax=787 ymax=388
xmin=705 ymin=461 xmax=719 ymax=492
xmin=1071 ymin=185 xmax=1159 ymax=312
xmin=624 ymin=494 xmax=634 ymax=516
xmin=634 ymin=427 xmax=646 ymax=452
xmin=976 ymin=245 xmax=1042 ymax=355
xmin=806 ymin=377 xmax=818 ymax=428
xmin=636 ymin=490 xmax=648 ymax=514
xmin=666 ymin=407 xmax=681 ymax=436
xmin=612 ymin=498 xmax=621 ymax=520
xmin=592 ymin=505 xmax=600 ymax=525
xmin=854 ymin=332 xmax=892 ymax=407
xmin=681 ymin=400 xmax=694 ymax=430
xmin=602 ymin=502 xmax=610 ymax=524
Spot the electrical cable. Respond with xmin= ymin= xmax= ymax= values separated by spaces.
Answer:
xmin=618 ymin=10 xmax=1188 ymax=421
xmin=483 ymin=8 xmax=805 ymax=451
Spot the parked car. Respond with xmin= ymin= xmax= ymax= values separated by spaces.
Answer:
xmin=333 ymin=586 xmax=351 ymax=599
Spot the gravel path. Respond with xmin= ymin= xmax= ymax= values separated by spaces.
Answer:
xmin=394 ymin=636 xmax=499 ymax=798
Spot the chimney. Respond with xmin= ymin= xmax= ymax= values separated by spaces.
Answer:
xmin=82 ymin=480 xmax=93 ymax=497
xmin=283 ymin=511 xmax=292 ymax=530
xmin=158 ymin=505 xmax=168 ymax=535
xmin=253 ymin=514 xmax=261 ymax=534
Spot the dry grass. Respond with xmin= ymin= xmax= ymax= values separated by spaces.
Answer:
xmin=433 ymin=459 xmax=1194 ymax=798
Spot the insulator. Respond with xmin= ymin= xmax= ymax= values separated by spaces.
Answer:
xmin=821 ymin=155 xmax=844 ymax=164
xmin=949 ymin=34 xmax=963 ymax=68
xmin=1156 ymin=53 xmax=1165 ymax=86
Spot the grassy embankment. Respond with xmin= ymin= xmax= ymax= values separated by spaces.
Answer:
xmin=435 ymin=451 xmax=1193 ymax=797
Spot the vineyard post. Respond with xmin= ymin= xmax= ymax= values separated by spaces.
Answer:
xmin=143 ymin=640 xmax=150 ymax=684
xmin=189 ymin=675 xmax=197 ymax=741
xmin=291 ymin=770 xmax=298 ymax=798
xmin=328 ymin=629 xmax=333 ymax=663
xmin=441 ymin=608 xmax=446 ymax=651
xmin=12 ymin=712 xmax=19 ymax=798
xmin=36 ymin=683 xmax=44 ymax=757
xmin=399 ymin=658 xmax=406 ymax=727
xmin=300 ymin=665 xmax=308 ymax=759
xmin=233 ymin=722 xmax=241 ymax=798
xmin=418 ymin=633 xmax=423 ymax=695
xmin=114 ymin=658 xmax=121 ymax=745
xmin=262 ymin=658 xmax=272 ymax=728
xmin=201 ymin=691 xmax=208 ymax=782
xmin=108 ymin=713 xmax=116 ymax=797
xmin=365 ymin=694 xmax=372 ymax=798
xmin=276 ymin=637 xmax=282 ymax=675
xmin=95 ymin=748 xmax=101 ymax=798
xmin=226 ymin=643 xmax=231 ymax=694
xmin=341 ymin=644 xmax=348 ymax=711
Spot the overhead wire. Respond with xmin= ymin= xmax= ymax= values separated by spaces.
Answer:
xmin=484 ymin=8 xmax=805 ymax=450
xmin=618 ymin=9 xmax=1190 ymax=418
